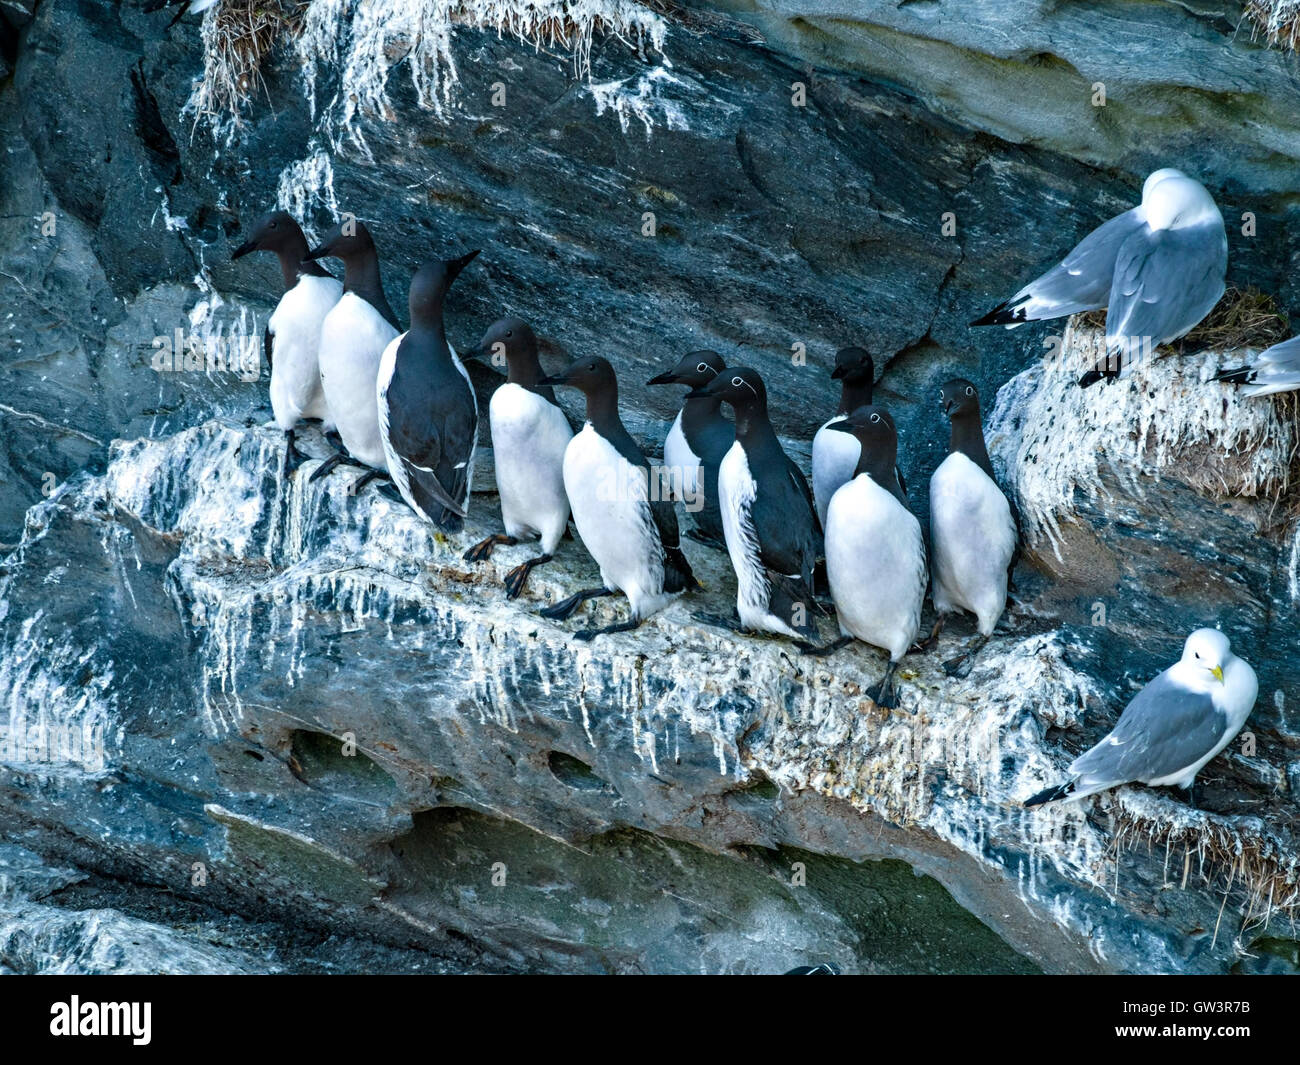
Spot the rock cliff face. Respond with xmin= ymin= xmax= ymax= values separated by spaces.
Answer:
xmin=1 ymin=0 xmax=1299 ymax=973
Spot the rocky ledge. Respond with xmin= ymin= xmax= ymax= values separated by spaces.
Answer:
xmin=1 ymin=322 xmax=1297 ymax=974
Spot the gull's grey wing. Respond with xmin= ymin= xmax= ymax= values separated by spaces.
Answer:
xmin=1104 ymin=218 xmax=1227 ymax=361
xmin=974 ymin=209 xmax=1144 ymax=325
xmin=1242 ymin=335 xmax=1300 ymax=398
xmin=1069 ymin=672 xmax=1227 ymax=790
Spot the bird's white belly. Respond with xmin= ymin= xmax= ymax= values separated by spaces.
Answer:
xmin=663 ymin=411 xmax=701 ymax=499
xmin=929 ymin=452 xmax=1015 ymax=634
xmin=825 ymin=475 xmax=925 ymax=660
xmin=564 ymin=426 xmax=666 ymax=615
xmin=268 ymin=275 xmax=341 ymax=430
xmin=491 ymin=384 xmax=572 ymax=552
xmin=812 ymin=416 xmax=860 ymax=528
xmin=717 ymin=443 xmax=797 ymax=635
xmin=318 ymin=292 xmax=396 ymax=469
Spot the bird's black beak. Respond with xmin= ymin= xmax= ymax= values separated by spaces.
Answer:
xmin=446 ymin=249 xmax=481 ymax=286
xmin=537 ymin=371 xmax=569 ymax=388
xmin=827 ymin=419 xmax=858 ymax=434
xmin=647 ymin=370 xmax=679 ymax=386
xmin=942 ymin=398 xmax=954 ymax=415
xmin=231 ymin=240 xmax=256 ymax=261
xmin=302 ymin=243 xmax=329 ymax=262
xmin=830 ymin=364 xmax=847 ymax=380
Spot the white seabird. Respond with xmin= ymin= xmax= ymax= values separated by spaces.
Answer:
xmin=972 ymin=168 xmax=1227 ymax=386
xmin=1025 ymin=628 xmax=1258 ymax=807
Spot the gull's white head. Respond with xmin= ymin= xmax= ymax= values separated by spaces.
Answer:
xmin=1180 ymin=627 xmax=1231 ymax=685
xmin=1140 ymin=169 xmax=1219 ymax=230
xmin=1142 ymin=168 xmax=1187 ymax=201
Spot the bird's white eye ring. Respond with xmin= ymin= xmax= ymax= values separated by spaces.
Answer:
xmin=965 ymin=385 xmax=974 ymax=396
xmin=732 ymin=376 xmax=743 ymax=387
xmin=697 ymin=363 xmax=709 ymax=374
xmin=870 ymin=412 xmax=881 ymax=423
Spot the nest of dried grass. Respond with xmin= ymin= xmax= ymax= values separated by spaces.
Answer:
xmin=1077 ymin=286 xmax=1290 ymax=352
xmin=189 ymin=0 xmax=306 ymax=123
xmin=1113 ymin=798 xmax=1300 ymax=945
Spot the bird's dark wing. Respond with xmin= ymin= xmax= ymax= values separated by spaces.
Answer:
xmin=751 ymin=463 xmax=819 ymax=587
xmin=387 ymin=374 xmax=467 ymax=520
xmin=263 ymin=324 xmax=273 ymax=372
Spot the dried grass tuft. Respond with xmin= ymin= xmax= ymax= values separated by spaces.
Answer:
xmin=188 ymin=0 xmax=305 ymax=125
xmin=1245 ymin=0 xmax=1300 ymax=52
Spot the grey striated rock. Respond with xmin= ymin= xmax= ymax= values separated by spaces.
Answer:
xmin=710 ymin=0 xmax=1300 ymax=199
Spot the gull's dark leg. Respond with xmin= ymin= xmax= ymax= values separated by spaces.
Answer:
xmin=574 ymin=617 xmax=643 ymax=642
xmin=943 ymin=634 xmax=990 ymax=679
xmin=539 ymin=586 xmax=618 ymax=621
xmin=795 ymin=635 xmax=854 ymax=657
xmin=914 ymin=614 xmax=947 ymax=652
xmin=868 ymin=660 xmax=907 ymax=712
xmin=351 ymin=468 xmax=389 ymax=494
xmin=282 ymin=428 xmax=309 ymax=480
xmin=308 ymin=452 xmax=361 ymax=484
xmin=464 ymin=534 xmax=518 ymax=564
xmin=503 ymin=554 xmax=552 ymax=598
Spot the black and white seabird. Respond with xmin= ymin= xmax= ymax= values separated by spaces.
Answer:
xmin=231 ymin=210 xmax=342 ymax=476
xmin=812 ymin=346 xmax=878 ymax=528
xmin=1025 ymin=629 xmax=1257 ymax=808
xmin=536 ymin=356 xmax=698 ymax=641
xmin=376 ymin=253 xmax=480 ymax=531
xmin=647 ymin=349 xmax=733 ymax=547
xmin=694 ymin=367 xmax=820 ymax=641
xmin=462 ymin=317 xmax=574 ymax=596
xmin=929 ymin=379 xmax=1018 ymax=678
xmin=801 ymin=407 xmax=925 ymax=711
xmin=1215 ymin=334 xmax=1300 ymax=398
xmin=302 ymin=220 xmax=401 ymax=486
xmin=972 ymin=168 xmax=1227 ymax=386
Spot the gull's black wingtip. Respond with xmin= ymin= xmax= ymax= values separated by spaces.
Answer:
xmin=970 ymin=300 xmax=1023 ymax=328
xmin=1076 ymin=369 xmax=1105 ymax=388
xmin=1024 ymin=781 xmax=1073 ymax=808
xmin=1212 ymin=365 xmax=1254 ymax=386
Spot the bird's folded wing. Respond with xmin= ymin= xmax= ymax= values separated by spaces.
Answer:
xmin=1011 ymin=208 xmax=1144 ymax=319
xmin=751 ymin=469 xmax=818 ymax=587
xmin=389 ymin=406 xmax=466 ymax=518
xmin=1105 ymin=220 xmax=1227 ymax=355
xmin=1069 ymin=677 xmax=1227 ymax=786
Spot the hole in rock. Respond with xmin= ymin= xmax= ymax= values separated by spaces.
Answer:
xmin=547 ymin=751 xmax=617 ymax=794
xmin=288 ymin=730 xmax=400 ymax=806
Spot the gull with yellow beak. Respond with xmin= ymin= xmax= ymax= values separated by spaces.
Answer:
xmin=1025 ymin=628 xmax=1257 ymax=808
